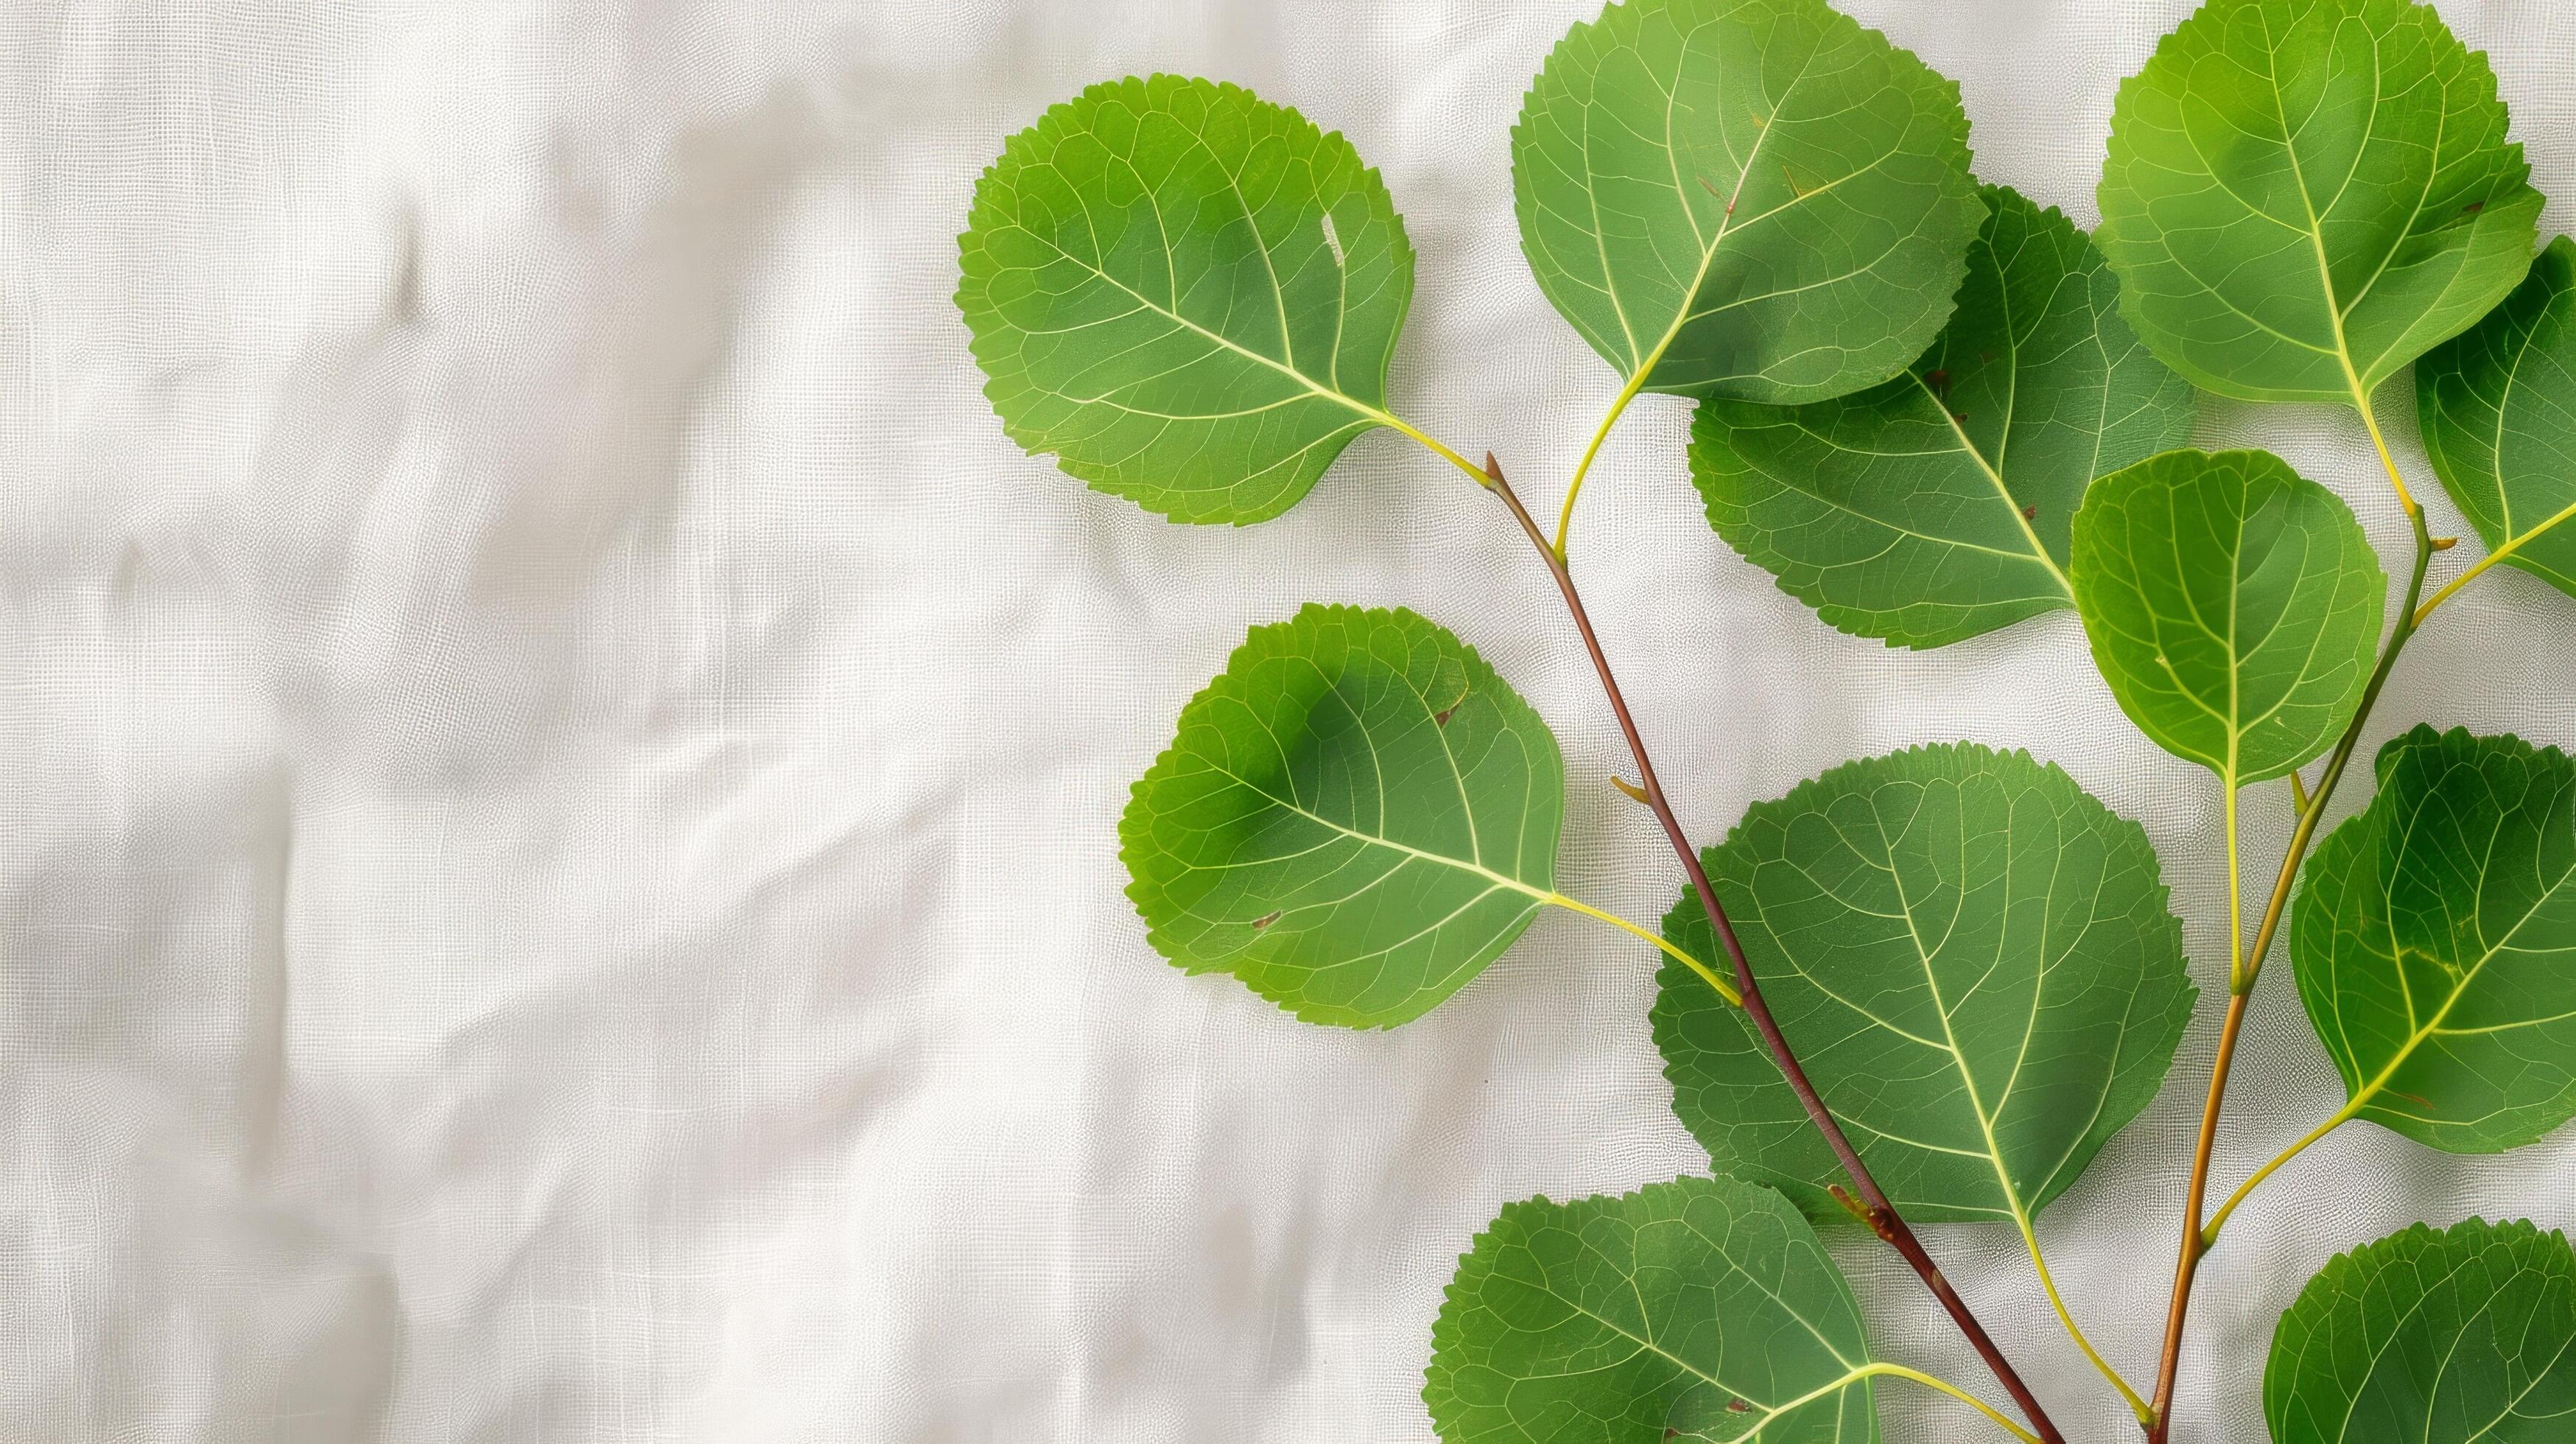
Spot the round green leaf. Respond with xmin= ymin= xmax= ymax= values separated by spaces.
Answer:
xmin=2292 ymin=726 xmax=2576 ymax=1153
xmin=1425 ymin=1175 xmax=1878 ymax=1443
xmin=1120 ymin=604 xmax=1562 ymax=1028
xmin=2070 ymin=449 xmax=2386 ymax=785
xmin=958 ymin=76 xmax=1415 ymax=524
xmin=1694 ymin=183 xmax=2197 ymax=648
xmin=1512 ymin=0 xmax=1982 ymax=404
xmin=2267 ymin=1218 xmax=2576 ymax=1443
xmin=1654 ymin=743 xmax=2194 ymax=1224
xmin=2096 ymin=0 xmax=2543 ymax=406
xmin=2418 ymin=233 xmax=2576 ymax=603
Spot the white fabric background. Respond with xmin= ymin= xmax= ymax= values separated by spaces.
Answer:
xmin=5 ymin=1 xmax=2575 ymax=1440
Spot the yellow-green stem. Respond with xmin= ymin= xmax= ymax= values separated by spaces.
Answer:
xmin=1546 ymin=892 xmax=1738 ymax=1006
xmin=1749 ymin=1364 xmax=2040 ymax=1444
xmin=2202 ymin=1099 xmax=2361 ymax=1247
xmin=2013 ymin=1209 xmax=2154 ymax=1426
xmin=1372 ymin=407 xmax=1504 ymax=489
xmin=1551 ymin=371 xmax=1652 ymax=561
xmin=2414 ymin=494 xmax=2576 ymax=623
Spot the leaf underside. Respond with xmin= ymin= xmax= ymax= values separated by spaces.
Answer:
xmin=1425 ymin=1176 xmax=1880 ymax=1443
xmin=1512 ymin=0 xmax=1982 ymax=404
xmin=2070 ymin=448 xmax=2385 ymax=784
xmin=2267 ymin=1218 xmax=2576 ymax=1443
xmin=2293 ymin=726 xmax=2576 ymax=1153
xmin=1694 ymin=182 xmax=2197 ymax=648
xmin=2418 ymin=233 xmax=2576 ymax=603
xmin=958 ymin=75 xmax=1414 ymax=524
xmin=1655 ymin=743 xmax=2194 ymax=1225
xmin=1120 ymin=604 xmax=1562 ymax=1028
xmin=2096 ymin=0 xmax=2543 ymax=405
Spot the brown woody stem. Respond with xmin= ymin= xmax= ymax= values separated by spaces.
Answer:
xmin=1478 ymin=453 xmax=2066 ymax=1444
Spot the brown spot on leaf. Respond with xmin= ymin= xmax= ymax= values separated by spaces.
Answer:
xmin=2464 ymin=200 xmax=2485 ymax=214
xmin=2022 ymin=504 xmax=2038 ymax=520
xmin=1953 ymin=413 xmax=1970 ymax=426
xmin=1434 ymin=706 xmax=1458 ymax=727
xmin=1729 ymin=1398 xmax=1753 ymax=1413
xmin=1923 ymin=368 xmax=1950 ymax=393
xmin=1251 ymin=911 xmax=1282 ymax=930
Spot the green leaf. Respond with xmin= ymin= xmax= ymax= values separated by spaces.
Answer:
xmin=2096 ymin=0 xmax=2543 ymax=407
xmin=1512 ymin=0 xmax=1982 ymax=404
xmin=958 ymin=76 xmax=1415 ymax=524
xmin=2418 ymin=233 xmax=2576 ymax=603
xmin=1694 ymin=183 xmax=2198 ymax=648
xmin=2292 ymin=726 xmax=2576 ymax=1152
xmin=1425 ymin=1175 xmax=1879 ymax=1443
xmin=2069 ymin=449 xmax=2386 ymax=785
xmin=2267 ymin=1218 xmax=2576 ymax=1443
xmin=1654 ymin=743 xmax=2194 ymax=1225
xmin=1119 ymin=604 xmax=1562 ymax=1028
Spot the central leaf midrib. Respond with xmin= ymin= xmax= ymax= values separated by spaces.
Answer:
xmin=1619 ymin=41 xmax=1821 ymax=390
xmin=2323 ymin=1243 xmax=2474 ymax=1444
xmin=2346 ymin=805 xmax=2576 ymax=1121
xmin=1020 ymin=223 xmax=1383 ymax=429
xmin=1906 ymin=370 xmax=2074 ymax=600
xmin=1207 ymin=757 xmax=1540 ymax=901
xmin=1526 ymin=1284 xmax=1877 ymax=1440
xmin=1870 ymin=796 xmax=2045 ymax=1227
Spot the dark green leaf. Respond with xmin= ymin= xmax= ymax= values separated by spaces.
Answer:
xmin=1656 ymin=743 xmax=2193 ymax=1224
xmin=1512 ymin=0 xmax=1981 ymax=404
xmin=958 ymin=76 xmax=1414 ymax=523
xmin=1425 ymin=1176 xmax=1878 ymax=1443
xmin=2070 ymin=449 xmax=2385 ymax=784
xmin=2096 ymin=0 xmax=2542 ymax=406
xmin=1120 ymin=604 xmax=1562 ymax=1028
xmin=2292 ymin=726 xmax=2576 ymax=1152
xmin=2418 ymin=233 xmax=2576 ymax=603
xmin=1694 ymin=183 xmax=2197 ymax=648
xmin=2267 ymin=1218 xmax=2576 ymax=1443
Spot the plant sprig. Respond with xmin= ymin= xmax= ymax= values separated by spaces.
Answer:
xmin=957 ymin=0 xmax=2576 ymax=1440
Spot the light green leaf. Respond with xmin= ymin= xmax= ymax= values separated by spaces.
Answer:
xmin=1654 ymin=743 xmax=2194 ymax=1225
xmin=2069 ymin=449 xmax=2385 ymax=785
xmin=1512 ymin=0 xmax=1982 ymax=404
xmin=2418 ymin=233 xmax=2576 ymax=603
xmin=958 ymin=75 xmax=1414 ymax=524
xmin=1694 ymin=183 xmax=2197 ymax=648
xmin=2267 ymin=1218 xmax=2576 ymax=1443
xmin=1425 ymin=1176 xmax=1879 ymax=1443
xmin=2292 ymin=726 xmax=2576 ymax=1152
xmin=1120 ymin=604 xmax=1561 ymax=1028
xmin=2096 ymin=0 xmax=2543 ymax=407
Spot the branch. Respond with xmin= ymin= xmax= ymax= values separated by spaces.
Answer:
xmin=2141 ymin=501 xmax=2435 ymax=1443
xmin=1478 ymin=452 xmax=2066 ymax=1444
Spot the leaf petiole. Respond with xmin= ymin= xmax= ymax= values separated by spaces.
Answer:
xmin=1550 ymin=368 xmax=1652 ymax=561
xmin=1544 ymin=891 xmax=1738 ymax=1006
xmin=2412 ymin=494 xmax=2576 ymax=623
xmin=1368 ymin=407 xmax=1501 ymax=491
xmin=1751 ymin=1363 xmax=2041 ymax=1444
xmin=2200 ymin=1098 xmax=2362 ymax=1248
xmin=2014 ymin=1213 xmax=2155 ymax=1425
